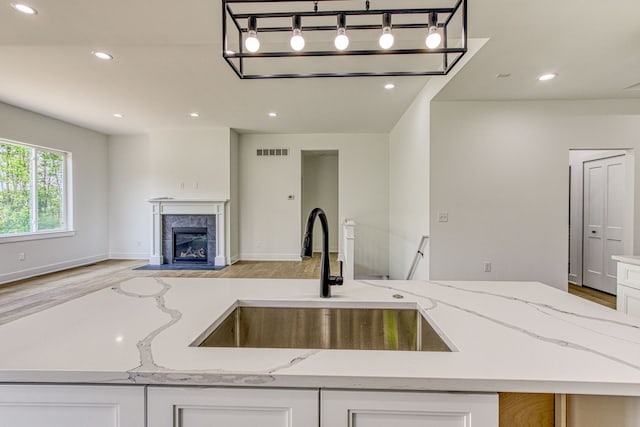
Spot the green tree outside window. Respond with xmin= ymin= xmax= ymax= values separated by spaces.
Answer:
xmin=0 ymin=140 xmax=67 ymax=236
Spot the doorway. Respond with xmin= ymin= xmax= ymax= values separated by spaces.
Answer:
xmin=301 ymin=150 xmax=339 ymax=253
xmin=568 ymin=150 xmax=634 ymax=295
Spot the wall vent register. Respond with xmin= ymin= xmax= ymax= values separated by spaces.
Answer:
xmin=257 ymin=148 xmax=289 ymax=156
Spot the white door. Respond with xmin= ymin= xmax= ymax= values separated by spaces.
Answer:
xmin=583 ymin=155 xmax=625 ymax=294
xmin=148 ymin=386 xmax=319 ymax=427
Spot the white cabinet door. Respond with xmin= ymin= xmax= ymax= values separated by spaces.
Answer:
xmin=618 ymin=284 xmax=640 ymax=318
xmin=0 ymin=384 xmax=144 ymax=427
xmin=148 ymin=386 xmax=319 ymax=427
xmin=616 ymin=262 xmax=640 ymax=319
xmin=321 ymin=390 xmax=498 ymax=427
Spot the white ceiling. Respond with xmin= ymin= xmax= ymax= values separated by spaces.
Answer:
xmin=1 ymin=0 xmax=639 ymax=135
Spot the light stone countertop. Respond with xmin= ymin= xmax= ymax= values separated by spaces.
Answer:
xmin=0 ymin=277 xmax=639 ymax=396
xmin=613 ymin=255 xmax=640 ymax=267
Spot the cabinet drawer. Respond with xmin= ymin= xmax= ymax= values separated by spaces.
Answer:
xmin=617 ymin=284 xmax=640 ymax=319
xmin=617 ymin=262 xmax=640 ymax=290
xmin=321 ymin=389 xmax=498 ymax=427
xmin=0 ymin=384 xmax=144 ymax=427
xmin=147 ymin=386 xmax=318 ymax=427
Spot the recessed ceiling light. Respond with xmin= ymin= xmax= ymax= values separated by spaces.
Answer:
xmin=112 ymin=113 xmax=124 ymax=118
xmin=538 ymin=73 xmax=557 ymax=81
xmin=268 ymin=112 xmax=278 ymax=117
xmin=11 ymin=2 xmax=37 ymax=15
xmin=93 ymin=51 xmax=113 ymax=61
xmin=189 ymin=112 xmax=200 ymax=118
xmin=384 ymin=83 xmax=395 ymax=90
xmin=496 ymin=73 xmax=511 ymax=78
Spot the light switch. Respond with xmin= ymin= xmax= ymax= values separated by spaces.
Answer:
xmin=438 ymin=212 xmax=448 ymax=222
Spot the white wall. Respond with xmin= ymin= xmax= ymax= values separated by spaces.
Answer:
xmin=229 ymin=130 xmax=239 ymax=263
xmin=388 ymin=82 xmax=432 ymax=280
xmin=148 ymin=129 xmax=231 ymax=199
xmin=388 ymin=39 xmax=488 ymax=280
xmin=302 ymin=152 xmax=339 ymax=253
xmin=239 ymin=133 xmax=389 ymax=276
xmin=108 ymin=129 xmax=234 ymax=261
xmin=0 ymin=102 xmax=109 ymax=284
xmin=108 ymin=134 xmax=151 ymax=259
xmin=430 ymin=100 xmax=640 ymax=290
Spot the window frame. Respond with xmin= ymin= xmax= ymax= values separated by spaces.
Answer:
xmin=0 ymin=137 xmax=74 ymax=242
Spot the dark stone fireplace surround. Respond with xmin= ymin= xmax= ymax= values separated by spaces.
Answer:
xmin=162 ymin=215 xmax=216 ymax=265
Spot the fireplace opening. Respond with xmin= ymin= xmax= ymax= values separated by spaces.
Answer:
xmin=173 ymin=227 xmax=208 ymax=263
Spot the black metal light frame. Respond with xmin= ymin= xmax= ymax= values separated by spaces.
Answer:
xmin=222 ymin=0 xmax=468 ymax=79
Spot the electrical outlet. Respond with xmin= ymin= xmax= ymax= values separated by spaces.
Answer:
xmin=438 ymin=212 xmax=449 ymax=222
xmin=287 ymin=194 xmax=295 ymax=200
xmin=18 ymin=252 xmax=25 ymax=261
xmin=180 ymin=182 xmax=185 ymax=189
xmin=483 ymin=262 xmax=492 ymax=273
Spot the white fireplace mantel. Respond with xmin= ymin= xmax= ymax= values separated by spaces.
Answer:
xmin=148 ymin=198 xmax=228 ymax=266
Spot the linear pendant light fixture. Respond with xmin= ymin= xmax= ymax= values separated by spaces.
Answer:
xmin=222 ymin=0 xmax=468 ymax=79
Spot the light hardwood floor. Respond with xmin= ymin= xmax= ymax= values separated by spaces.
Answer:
xmin=0 ymin=256 xmax=340 ymax=326
xmin=0 ymin=259 xmax=615 ymax=327
xmin=568 ymin=283 xmax=616 ymax=309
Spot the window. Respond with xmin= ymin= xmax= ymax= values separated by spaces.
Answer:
xmin=0 ymin=139 xmax=70 ymax=237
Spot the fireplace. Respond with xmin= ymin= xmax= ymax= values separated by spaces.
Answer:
xmin=161 ymin=214 xmax=216 ymax=265
xmin=149 ymin=199 xmax=228 ymax=267
xmin=173 ymin=227 xmax=208 ymax=263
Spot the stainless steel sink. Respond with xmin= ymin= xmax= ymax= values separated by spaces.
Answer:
xmin=196 ymin=305 xmax=451 ymax=352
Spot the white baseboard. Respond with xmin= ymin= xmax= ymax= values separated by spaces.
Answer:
xmin=240 ymin=253 xmax=302 ymax=261
xmin=108 ymin=252 xmax=147 ymax=260
xmin=230 ymin=254 xmax=241 ymax=264
xmin=0 ymin=254 xmax=109 ymax=285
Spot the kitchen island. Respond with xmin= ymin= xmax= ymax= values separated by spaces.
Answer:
xmin=0 ymin=277 xmax=639 ymax=426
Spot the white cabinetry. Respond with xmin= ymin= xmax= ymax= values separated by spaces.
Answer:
xmin=616 ymin=260 xmax=640 ymax=319
xmin=321 ymin=390 xmax=498 ymax=427
xmin=0 ymin=384 xmax=144 ymax=427
xmin=147 ymin=386 xmax=319 ymax=427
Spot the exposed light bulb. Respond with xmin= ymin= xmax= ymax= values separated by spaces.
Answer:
xmin=425 ymin=26 xmax=442 ymax=49
xmin=245 ymin=16 xmax=260 ymax=53
xmin=290 ymin=30 xmax=305 ymax=51
xmin=335 ymin=28 xmax=349 ymax=51
xmin=335 ymin=14 xmax=349 ymax=51
xmin=379 ymin=28 xmax=394 ymax=50
xmin=290 ymin=15 xmax=305 ymax=52
xmin=379 ymin=13 xmax=394 ymax=50
xmin=245 ymin=31 xmax=260 ymax=53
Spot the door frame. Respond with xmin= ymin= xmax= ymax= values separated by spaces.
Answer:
xmin=300 ymin=150 xmax=340 ymax=253
xmin=568 ymin=149 xmax=634 ymax=290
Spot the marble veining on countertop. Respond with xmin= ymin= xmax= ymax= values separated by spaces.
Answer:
xmin=0 ymin=277 xmax=639 ymax=395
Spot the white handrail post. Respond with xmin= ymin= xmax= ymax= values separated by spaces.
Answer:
xmin=341 ymin=219 xmax=356 ymax=280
